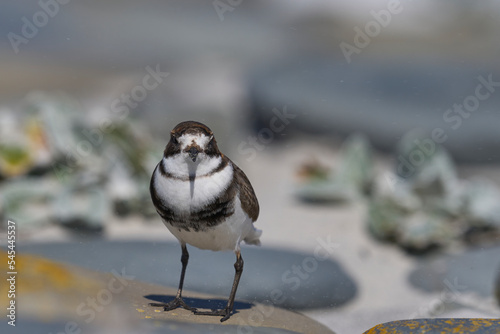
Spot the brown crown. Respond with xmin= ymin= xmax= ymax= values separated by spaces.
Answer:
xmin=171 ymin=121 xmax=213 ymax=137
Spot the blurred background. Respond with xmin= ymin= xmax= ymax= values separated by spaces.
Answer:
xmin=1 ymin=1 xmax=500 ymax=333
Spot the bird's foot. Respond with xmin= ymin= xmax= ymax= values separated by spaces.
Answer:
xmin=195 ymin=307 xmax=233 ymax=322
xmin=149 ymin=297 xmax=197 ymax=312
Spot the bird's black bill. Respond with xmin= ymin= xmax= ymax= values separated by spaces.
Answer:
xmin=187 ymin=147 xmax=199 ymax=162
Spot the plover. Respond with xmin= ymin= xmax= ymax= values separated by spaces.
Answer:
xmin=149 ymin=121 xmax=261 ymax=322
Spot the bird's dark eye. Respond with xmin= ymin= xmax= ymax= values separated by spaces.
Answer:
xmin=171 ymin=134 xmax=178 ymax=144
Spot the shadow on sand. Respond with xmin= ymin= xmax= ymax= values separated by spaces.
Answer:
xmin=144 ymin=294 xmax=254 ymax=314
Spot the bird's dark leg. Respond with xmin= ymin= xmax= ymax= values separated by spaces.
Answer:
xmin=195 ymin=249 xmax=243 ymax=322
xmin=149 ymin=243 xmax=197 ymax=312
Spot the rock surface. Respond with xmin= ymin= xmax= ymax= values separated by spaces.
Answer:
xmin=363 ymin=319 xmax=500 ymax=334
xmin=295 ymin=134 xmax=374 ymax=203
xmin=0 ymin=253 xmax=335 ymax=334
xmin=496 ymin=267 xmax=500 ymax=306
xmin=367 ymin=132 xmax=500 ymax=253
xmin=249 ymin=59 xmax=500 ymax=163
xmin=20 ymin=240 xmax=357 ymax=310
xmin=409 ymin=246 xmax=500 ymax=299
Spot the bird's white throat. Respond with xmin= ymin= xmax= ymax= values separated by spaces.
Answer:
xmin=162 ymin=155 xmax=222 ymax=179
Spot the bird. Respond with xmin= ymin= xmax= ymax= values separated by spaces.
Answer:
xmin=149 ymin=120 xmax=261 ymax=322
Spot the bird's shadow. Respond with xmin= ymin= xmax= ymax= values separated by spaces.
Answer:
xmin=144 ymin=294 xmax=253 ymax=315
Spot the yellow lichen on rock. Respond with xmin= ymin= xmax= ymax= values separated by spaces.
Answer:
xmin=1 ymin=252 xmax=103 ymax=320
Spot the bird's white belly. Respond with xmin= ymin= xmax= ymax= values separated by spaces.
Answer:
xmin=164 ymin=197 xmax=256 ymax=251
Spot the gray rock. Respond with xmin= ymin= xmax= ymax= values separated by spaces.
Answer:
xmin=409 ymin=246 xmax=500 ymax=300
xmin=249 ymin=59 xmax=500 ymax=163
xmin=2 ymin=253 xmax=334 ymax=334
xmin=364 ymin=319 xmax=500 ymax=333
xmin=0 ymin=319 xmax=303 ymax=334
xmin=52 ymin=184 xmax=109 ymax=232
xmin=0 ymin=177 xmax=56 ymax=228
xmin=368 ymin=133 xmax=500 ymax=253
xmin=0 ymin=320 xmax=94 ymax=334
xmin=463 ymin=178 xmax=500 ymax=230
xmin=367 ymin=194 xmax=410 ymax=242
xmin=295 ymin=134 xmax=373 ymax=203
xmin=396 ymin=130 xmax=459 ymax=191
xmin=21 ymin=241 xmax=357 ymax=310
xmin=295 ymin=181 xmax=357 ymax=203
xmin=398 ymin=212 xmax=458 ymax=253
xmin=496 ymin=268 xmax=500 ymax=306
xmin=335 ymin=134 xmax=374 ymax=194
xmin=0 ymin=93 xmax=164 ymax=232
xmin=367 ymin=192 xmax=461 ymax=253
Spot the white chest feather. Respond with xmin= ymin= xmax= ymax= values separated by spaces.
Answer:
xmin=153 ymin=158 xmax=233 ymax=213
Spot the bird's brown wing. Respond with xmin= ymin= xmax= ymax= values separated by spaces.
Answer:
xmin=225 ymin=156 xmax=259 ymax=222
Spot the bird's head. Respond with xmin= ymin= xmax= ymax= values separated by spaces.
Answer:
xmin=164 ymin=121 xmax=221 ymax=164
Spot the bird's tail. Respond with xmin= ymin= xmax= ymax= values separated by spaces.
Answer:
xmin=243 ymin=227 xmax=262 ymax=246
